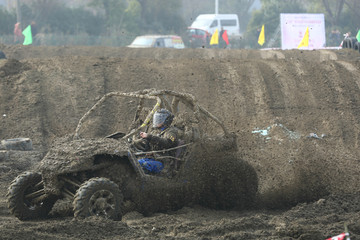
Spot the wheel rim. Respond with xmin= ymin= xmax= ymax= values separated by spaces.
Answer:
xmin=88 ymin=190 xmax=116 ymax=218
xmin=23 ymin=181 xmax=45 ymax=210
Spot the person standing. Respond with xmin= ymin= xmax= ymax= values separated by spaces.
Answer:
xmin=30 ymin=21 xmax=38 ymax=44
xmin=13 ymin=22 xmax=23 ymax=44
xmin=219 ymin=27 xmax=228 ymax=48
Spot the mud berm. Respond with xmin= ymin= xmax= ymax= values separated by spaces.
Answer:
xmin=0 ymin=44 xmax=359 ymax=239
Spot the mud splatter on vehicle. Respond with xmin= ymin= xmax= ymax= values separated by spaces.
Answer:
xmin=7 ymin=89 xmax=257 ymax=221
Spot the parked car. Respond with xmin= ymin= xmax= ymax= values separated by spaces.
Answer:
xmin=128 ymin=35 xmax=185 ymax=49
xmin=186 ymin=28 xmax=211 ymax=48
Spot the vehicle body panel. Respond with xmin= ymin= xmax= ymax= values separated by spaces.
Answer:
xmin=189 ymin=14 xmax=241 ymax=37
xmin=128 ymin=35 xmax=185 ymax=49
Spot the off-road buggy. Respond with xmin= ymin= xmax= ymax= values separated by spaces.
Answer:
xmin=7 ymin=89 xmax=258 ymax=221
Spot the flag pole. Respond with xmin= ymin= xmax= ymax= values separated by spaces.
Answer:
xmin=15 ymin=0 xmax=21 ymax=24
xmin=344 ymin=223 xmax=350 ymax=240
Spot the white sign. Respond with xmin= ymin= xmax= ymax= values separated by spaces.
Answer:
xmin=280 ymin=13 xmax=326 ymax=50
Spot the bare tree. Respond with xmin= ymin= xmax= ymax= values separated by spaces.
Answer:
xmin=344 ymin=0 xmax=360 ymax=23
xmin=322 ymin=0 xmax=345 ymax=27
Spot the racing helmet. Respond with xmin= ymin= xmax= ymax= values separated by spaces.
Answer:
xmin=153 ymin=109 xmax=174 ymax=128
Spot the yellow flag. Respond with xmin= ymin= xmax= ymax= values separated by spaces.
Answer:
xmin=297 ymin=27 xmax=309 ymax=49
xmin=258 ymin=25 xmax=265 ymax=46
xmin=210 ymin=29 xmax=219 ymax=45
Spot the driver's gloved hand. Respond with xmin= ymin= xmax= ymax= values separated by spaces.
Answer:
xmin=133 ymin=139 xmax=150 ymax=151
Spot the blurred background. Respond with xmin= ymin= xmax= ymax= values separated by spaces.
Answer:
xmin=0 ymin=0 xmax=359 ymax=48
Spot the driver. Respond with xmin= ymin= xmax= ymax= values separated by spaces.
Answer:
xmin=136 ymin=109 xmax=181 ymax=173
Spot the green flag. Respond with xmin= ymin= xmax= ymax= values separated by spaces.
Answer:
xmin=22 ymin=25 xmax=33 ymax=45
xmin=357 ymin=30 xmax=360 ymax=42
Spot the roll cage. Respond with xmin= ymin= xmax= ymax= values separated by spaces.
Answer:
xmin=73 ymin=89 xmax=229 ymax=140
xmin=71 ymin=89 xmax=231 ymax=178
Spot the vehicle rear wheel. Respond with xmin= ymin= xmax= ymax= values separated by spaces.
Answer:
xmin=355 ymin=41 xmax=360 ymax=51
xmin=7 ymin=171 xmax=56 ymax=220
xmin=73 ymin=177 xmax=123 ymax=220
xmin=0 ymin=50 xmax=5 ymax=59
xmin=354 ymin=42 xmax=359 ymax=51
xmin=348 ymin=37 xmax=357 ymax=49
xmin=342 ymin=39 xmax=348 ymax=48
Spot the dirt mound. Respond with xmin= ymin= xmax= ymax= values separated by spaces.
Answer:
xmin=0 ymin=44 xmax=360 ymax=239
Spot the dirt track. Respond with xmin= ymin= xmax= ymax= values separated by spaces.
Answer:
xmin=0 ymin=44 xmax=360 ymax=239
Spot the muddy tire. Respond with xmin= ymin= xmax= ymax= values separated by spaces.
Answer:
xmin=354 ymin=41 xmax=359 ymax=51
xmin=341 ymin=38 xmax=349 ymax=48
xmin=344 ymin=38 xmax=351 ymax=49
xmin=355 ymin=41 xmax=360 ymax=51
xmin=73 ymin=177 xmax=123 ymax=220
xmin=0 ymin=50 xmax=5 ymax=59
xmin=7 ymin=171 xmax=56 ymax=220
xmin=347 ymin=37 xmax=357 ymax=49
xmin=342 ymin=39 xmax=348 ymax=48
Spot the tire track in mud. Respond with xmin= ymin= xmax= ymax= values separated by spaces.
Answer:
xmin=310 ymin=59 xmax=360 ymax=149
xmin=229 ymin=57 xmax=359 ymax=204
xmin=198 ymin=59 xmax=269 ymax=129
xmin=260 ymin=58 xmax=330 ymax=118
xmin=197 ymin=60 xmax=240 ymax=130
xmin=28 ymin=57 xmax=108 ymax=143
xmin=291 ymin=60 xmax=318 ymax=108
xmin=259 ymin=50 xmax=285 ymax=59
xmin=97 ymin=59 xmax=113 ymax=137
xmin=71 ymin=58 xmax=130 ymax=138
xmin=333 ymin=61 xmax=360 ymax=149
xmin=0 ymin=60 xmax=18 ymax=138
xmin=0 ymin=60 xmax=52 ymax=150
xmin=25 ymin=63 xmax=51 ymax=150
xmin=263 ymin=59 xmax=301 ymax=107
xmin=220 ymin=62 xmax=247 ymax=127
xmin=256 ymin=60 xmax=286 ymax=114
xmin=231 ymin=60 xmax=269 ymax=122
xmin=32 ymin=59 xmax=73 ymax=148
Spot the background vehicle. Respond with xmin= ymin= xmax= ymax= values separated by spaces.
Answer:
xmin=127 ymin=35 xmax=185 ymax=49
xmin=187 ymin=14 xmax=241 ymax=48
xmin=341 ymin=32 xmax=360 ymax=53
xmin=189 ymin=14 xmax=241 ymax=37
xmin=186 ymin=28 xmax=211 ymax=48
xmin=7 ymin=89 xmax=258 ymax=221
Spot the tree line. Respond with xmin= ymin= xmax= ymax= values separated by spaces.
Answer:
xmin=0 ymin=0 xmax=359 ymax=48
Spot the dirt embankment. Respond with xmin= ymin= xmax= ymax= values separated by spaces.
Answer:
xmin=0 ymin=44 xmax=360 ymax=239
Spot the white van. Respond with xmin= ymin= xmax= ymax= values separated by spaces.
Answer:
xmin=189 ymin=14 xmax=241 ymax=38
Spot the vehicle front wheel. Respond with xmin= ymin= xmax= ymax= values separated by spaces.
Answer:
xmin=73 ymin=177 xmax=123 ymax=220
xmin=7 ymin=171 xmax=56 ymax=220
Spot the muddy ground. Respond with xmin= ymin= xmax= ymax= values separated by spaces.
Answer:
xmin=0 ymin=44 xmax=360 ymax=239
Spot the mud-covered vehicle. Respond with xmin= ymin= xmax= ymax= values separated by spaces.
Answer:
xmin=7 ymin=89 xmax=258 ymax=221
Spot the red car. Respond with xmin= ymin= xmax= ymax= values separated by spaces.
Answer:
xmin=186 ymin=27 xmax=211 ymax=48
